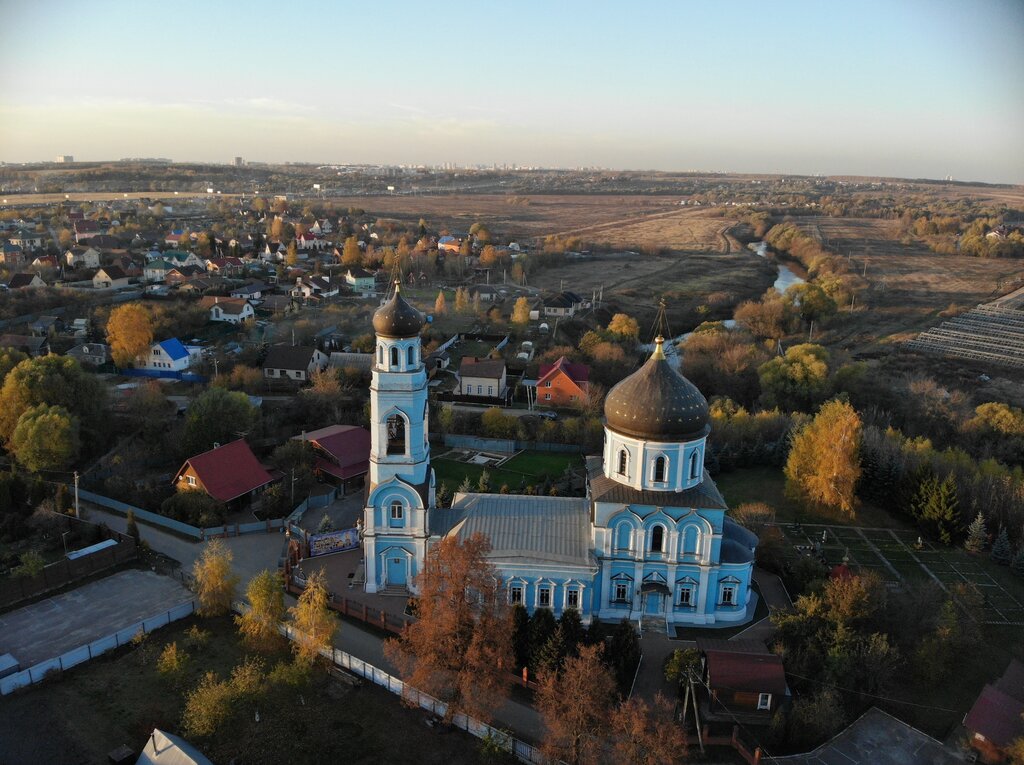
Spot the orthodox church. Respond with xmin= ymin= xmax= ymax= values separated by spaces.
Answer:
xmin=362 ymin=284 xmax=758 ymax=630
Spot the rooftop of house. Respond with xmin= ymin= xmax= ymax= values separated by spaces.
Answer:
xmin=263 ymin=344 xmax=319 ymax=370
xmin=156 ymin=338 xmax=190 ymax=361
xmin=459 ymin=356 xmax=506 ymax=379
xmin=97 ymin=265 xmax=127 ymax=279
xmin=7 ymin=273 xmax=43 ymax=288
xmin=291 ymin=424 xmax=371 ymax=479
xmin=705 ymin=649 xmax=788 ymax=696
xmin=538 ymin=356 xmax=590 ymax=384
xmin=175 ymin=439 xmax=273 ymax=503
xmin=964 ymin=659 xmax=1024 ymax=748
xmin=199 ymin=296 xmax=251 ymax=314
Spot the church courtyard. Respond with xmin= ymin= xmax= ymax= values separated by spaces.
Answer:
xmin=773 ymin=522 xmax=1024 ymax=625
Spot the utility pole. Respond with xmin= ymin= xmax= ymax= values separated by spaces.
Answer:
xmin=73 ymin=471 xmax=79 ymax=518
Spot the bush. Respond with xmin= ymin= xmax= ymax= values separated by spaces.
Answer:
xmin=157 ymin=641 xmax=189 ymax=680
xmin=182 ymin=672 xmax=234 ymax=738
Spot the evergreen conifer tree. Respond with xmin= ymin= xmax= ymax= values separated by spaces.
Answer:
xmin=921 ymin=475 xmax=960 ymax=546
xmin=536 ymin=625 xmax=568 ymax=675
xmin=964 ymin=512 xmax=987 ymax=554
xmin=1011 ymin=546 xmax=1024 ymax=577
xmin=991 ymin=526 xmax=1013 ymax=566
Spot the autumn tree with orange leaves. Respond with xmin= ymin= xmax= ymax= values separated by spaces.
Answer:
xmin=384 ymin=533 xmax=513 ymax=723
xmin=537 ymin=643 xmax=617 ymax=765
xmin=610 ymin=693 xmax=688 ymax=765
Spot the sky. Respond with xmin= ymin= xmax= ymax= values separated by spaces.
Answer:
xmin=1 ymin=0 xmax=1022 ymax=183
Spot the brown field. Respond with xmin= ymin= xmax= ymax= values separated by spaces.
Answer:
xmin=791 ymin=217 xmax=1024 ymax=361
xmin=529 ymin=250 xmax=776 ymax=330
xmin=548 ymin=206 xmax=742 ymax=252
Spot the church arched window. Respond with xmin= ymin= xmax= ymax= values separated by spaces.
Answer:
xmin=390 ymin=346 xmax=399 ymax=369
xmin=689 ymin=451 xmax=700 ymax=480
xmin=389 ymin=500 xmax=404 ymax=527
xmin=407 ymin=345 xmax=416 ymax=366
xmin=615 ymin=523 xmax=632 ymax=553
xmin=377 ymin=344 xmax=383 ymax=365
xmin=654 ymin=455 xmax=666 ymax=483
xmin=650 ymin=525 xmax=665 ymax=553
xmin=617 ymin=449 xmax=627 ymax=476
xmin=682 ymin=525 xmax=700 ymax=558
xmin=386 ymin=413 xmax=407 ymax=455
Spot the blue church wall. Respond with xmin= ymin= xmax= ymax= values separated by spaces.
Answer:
xmin=494 ymin=565 xmax=598 ymax=619
xmin=374 ymin=539 xmax=420 ymax=587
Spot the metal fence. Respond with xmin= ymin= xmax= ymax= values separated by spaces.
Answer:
xmin=271 ymin=616 xmax=544 ymax=764
xmin=0 ymin=537 xmax=137 ymax=609
xmin=77 ymin=489 xmax=288 ymax=540
xmin=0 ymin=600 xmax=196 ymax=696
xmin=441 ymin=434 xmax=581 ymax=454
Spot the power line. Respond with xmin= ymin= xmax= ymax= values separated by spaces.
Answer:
xmin=783 ymin=672 xmax=962 ymax=714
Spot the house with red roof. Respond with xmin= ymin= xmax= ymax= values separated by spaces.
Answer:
xmin=291 ymin=424 xmax=371 ymax=494
xmin=696 ymin=638 xmax=789 ymax=723
xmin=536 ymin=356 xmax=590 ymax=408
xmin=172 ymin=439 xmax=275 ymax=510
xmin=964 ymin=659 xmax=1024 ymax=764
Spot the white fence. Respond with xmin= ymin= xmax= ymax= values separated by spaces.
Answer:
xmin=267 ymin=610 xmax=545 ymax=764
xmin=0 ymin=600 xmax=196 ymax=696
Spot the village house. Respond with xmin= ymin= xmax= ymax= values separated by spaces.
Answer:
xmin=31 ymin=255 xmax=59 ymax=270
xmin=0 ymin=333 xmax=49 ymax=357
xmin=1 ymin=242 xmax=25 ymax=268
xmin=536 ymin=356 xmax=590 ymax=407
xmin=697 ymin=638 xmax=789 ymax=723
xmin=262 ymin=345 xmax=328 ymax=382
xmin=291 ymin=275 xmax=339 ymax=301
xmin=162 ymin=249 xmax=206 ymax=269
xmin=29 ymin=316 xmax=63 ymax=337
xmin=230 ymin=281 xmax=268 ymax=300
xmin=964 ymin=659 xmax=1024 ymax=764
xmin=204 ymin=256 xmax=245 ymax=275
xmin=199 ymin=296 xmax=255 ymax=324
xmin=65 ymin=246 xmax=101 ymax=269
xmin=291 ymin=424 xmax=371 ymax=495
xmin=93 ymin=266 xmax=131 ymax=289
xmin=6 ymin=273 xmax=46 ymax=290
xmin=457 ymin=356 xmax=508 ymax=402
xmin=344 ymin=266 xmax=376 ymax=292
xmin=143 ymin=259 xmax=175 ymax=283
xmin=467 ymin=284 xmax=499 ymax=303
xmin=172 ymin=439 xmax=274 ymax=512
xmin=66 ymin=342 xmax=112 ymax=368
xmin=165 ymin=265 xmax=205 ymax=284
xmin=164 ymin=229 xmax=188 ymax=247
xmin=9 ymin=228 xmax=44 ymax=250
xmin=73 ymin=220 xmax=100 ymax=243
xmin=542 ymin=290 xmax=585 ymax=317
xmin=296 ymin=232 xmax=328 ymax=252
xmin=437 ymin=235 xmax=461 ymax=253
xmin=139 ymin=338 xmax=202 ymax=372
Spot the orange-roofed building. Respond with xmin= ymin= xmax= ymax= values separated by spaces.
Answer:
xmin=536 ymin=356 xmax=589 ymax=408
xmin=172 ymin=439 xmax=274 ymax=510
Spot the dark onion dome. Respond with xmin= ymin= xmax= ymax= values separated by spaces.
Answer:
xmin=604 ymin=336 xmax=710 ymax=441
xmin=373 ymin=281 xmax=424 ymax=338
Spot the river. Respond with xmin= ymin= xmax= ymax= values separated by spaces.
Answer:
xmin=642 ymin=242 xmax=806 ymax=369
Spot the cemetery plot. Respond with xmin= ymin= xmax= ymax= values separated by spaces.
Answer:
xmin=771 ymin=523 xmax=1024 ymax=624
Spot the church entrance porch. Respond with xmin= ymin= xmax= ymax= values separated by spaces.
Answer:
xmin=640 ymin=581 xmax=670 ymax=635
xmin=386 ymin=554 xmax=408 ymax=588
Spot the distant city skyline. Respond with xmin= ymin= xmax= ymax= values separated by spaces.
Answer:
xmin=1 ymin=0 xmax=1022 ymax=184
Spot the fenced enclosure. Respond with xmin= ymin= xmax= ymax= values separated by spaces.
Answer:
xmin=0 ymin=600 xmax=196 ymax=695
xmin=907 ymin=304 xmax=1024 ymax=368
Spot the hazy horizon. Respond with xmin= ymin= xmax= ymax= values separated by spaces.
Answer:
xmin=2 ymin=0 xmax=1022 ymax=184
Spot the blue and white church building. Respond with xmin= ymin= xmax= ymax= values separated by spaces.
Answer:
xmin=363 ymin=284 xmax=758 ymax=630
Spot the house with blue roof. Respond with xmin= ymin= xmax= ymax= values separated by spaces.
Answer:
xmin=139 ymin=338 xmax=202 ymax=372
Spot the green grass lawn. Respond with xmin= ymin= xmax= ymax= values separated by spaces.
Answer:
xmin=0 ymin=614 xmax=483 ymax=765
xmin=714 ymin=466 xmax=908 ymax=529
xmin=432 ymin=450 xmax=583 ymax=494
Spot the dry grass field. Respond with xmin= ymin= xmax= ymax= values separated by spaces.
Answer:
xmin=548 ymin=206 xmax=742 ymax=252
xmin=792 ymin=217 xmax=1024 ymax=346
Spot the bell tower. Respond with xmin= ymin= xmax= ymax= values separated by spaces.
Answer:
xmin=369 ymin=282 xmax=431 ymax=487
xmin=363 ymin=282 xmax=433 ymax=593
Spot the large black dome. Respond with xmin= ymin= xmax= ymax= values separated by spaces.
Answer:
xmin=604 ymin=337 xmax=710 ymax=441
xmin=373 ymin=283 xmax=424 ymax=338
